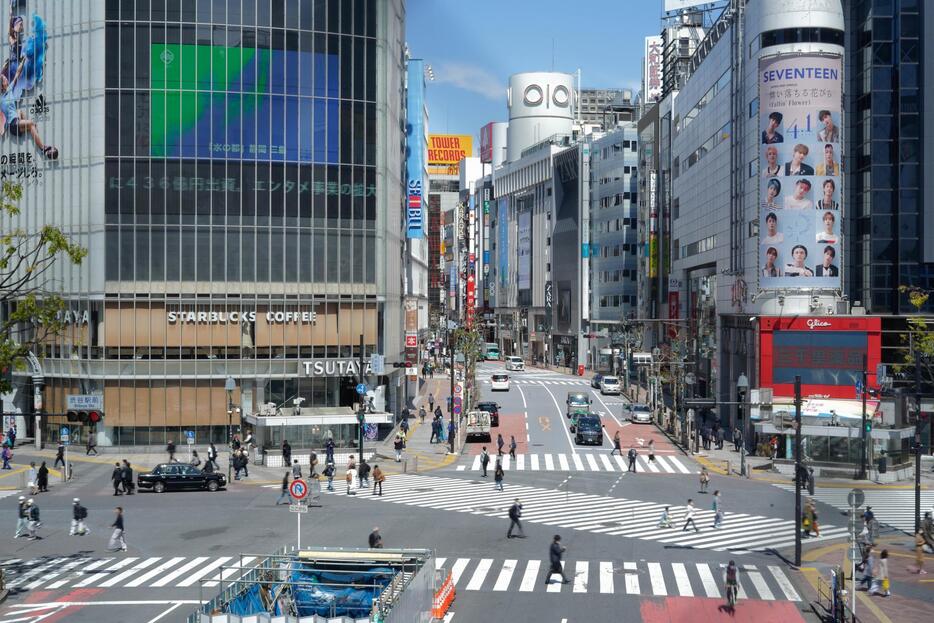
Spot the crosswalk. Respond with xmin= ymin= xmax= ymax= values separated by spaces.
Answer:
xmin=479 ymin=378 xmax=590 ymax=387
xmin=0 ymin=555 xmax=257 ymax=592
xmin=0 ymin=489 xmax=21 ymax=502
xmin=773 ymin=484 xmax=934 ymax=533
xmin=331 ymin=473 xmax=849 ymax=552
xmin=433 ymin=556 xmax=802 ymax=601
xmin=458 ymin=452 xmax=695 ymax=475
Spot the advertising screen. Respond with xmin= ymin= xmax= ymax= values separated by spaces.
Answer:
xmin=771 ymin=331 xmax=866 ymax=386
xmin=498 ymin=198 xmax=509 ymax=288
xmin=406 ymin=60 xmax=426 ymax=238
xmin=517 ymin=209 xmax=531 ymax=291
xmin=150 ymin=43 xmax=339 ymax=163
xmin=758 ymin=54 xmax=842 ymax=291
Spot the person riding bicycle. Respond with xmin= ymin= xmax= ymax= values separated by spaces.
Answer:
xmin=725 ymin=560 xmax=739 ymax=604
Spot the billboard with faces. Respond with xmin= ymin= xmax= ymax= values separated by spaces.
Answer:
xmin=758 ymin=54 xmax=842 ymax=291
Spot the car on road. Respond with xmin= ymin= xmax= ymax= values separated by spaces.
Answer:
xmin=566 ymin=392 xmax=591 ymax=418
xmin=475 ymin=401 xmax=500 ymax=426
xmin=590 ymin=373 xmax=603 ymax=389
xmin=490 ymin=373 xmax=510 ymax=391
xmin=505 ymin=356 xmax=525 ymax=372
xmin=572 ymin=413 xmax=604 ymax=445
xmin=137 ymin=463 xmax=227 ymax=493
xmin=600 ymin=375 xmax=622 ymax=395
xmin=627 ymin=403 xmax=653 ymax=424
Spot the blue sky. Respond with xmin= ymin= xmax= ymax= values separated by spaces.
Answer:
xmin=406 ymin=0 xmax=665 ymax=143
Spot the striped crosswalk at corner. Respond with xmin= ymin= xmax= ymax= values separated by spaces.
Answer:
xmin=431 ymin=556 xmax=802 ymax=600
xmin=479 ymin=378 xmax=590 ymax=387
xmin=0 ymin=555 xmax=258 ymax=592
xmin=329 ymin=473 xmax=849 ymax=553
xmin=772 ymin=484 xmax=934 ymax=533
xmin=0 ymin=489 xmax=21 ymax=501
xmin=457 ymin=452 xmax=696 ymax=475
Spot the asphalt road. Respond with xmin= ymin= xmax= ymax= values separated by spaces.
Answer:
xmin=0 ymin=363 xmax=883 ymax=622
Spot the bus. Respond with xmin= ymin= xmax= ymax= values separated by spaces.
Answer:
xmin=483 ymin=343 xmax=501 ymax=361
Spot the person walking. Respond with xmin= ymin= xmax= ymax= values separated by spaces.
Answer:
xmin=372 ymin=464 xmax=385 ymax=496
xmin=657 ymin=506 xmax=673 ymax=528
xmin=1 ymin=443 xmax=11 ymax=469
xmin=282 ymin=440 xmax=292 ymax=467
xmin=111 ymin=462 xmax=123 ymax=495
xmin=345 ymin=463 xmax=356 ymax=495
xmin=238 ymin=449 xmax=250 ymax=479
xmin=26 ymin=499 xmax=41 ymax=540
xmin=71 ymin=498 xmax=89 ymax=536
xmin=648 ymin=439 xmax=656 ymax=462
xmin=509 ymin=435 xmax=517 ymax=460
xmin=393 ymin=434 xmax=404 ymax=462
xmin=291 ymin=459 xmax=302 ymax=479
xmin=325 ymin=438 xmax=335 ymax=464
xmin=276 ymin=472 xmax=291 ymax=505
xmin=611 ymin=431 xmax=622 ymax=456
xmin=309 ymin=451 xmax=319 ymax=478
xmin=358 ymin=458 xmax=371 ymax=489
xmin=627 ymin=447 xmax=638 ymax=472
xmin=545 ymin=535 xmax=570 ymax=584
xmin=368 ymin=526 xmax=383 ymax=548
xmin=507 ymin=499 xmax=525 ymax=538
xmin=86 ymin=433 xmax=98 ymax=456
xmin=419 ymin=406 xmax=426 ymax=424
xmin=36 ymin=461 xmax=49 ymax=492
xmin=712 ymin=490 xmax=723 ymax=529
xmin=494 ymin=460 xmax=504 ymax=491
xmin=716 ymin=426 xmax=725 ymax=450
xmin=429 ymin=417 xmax=439 ymax=444
xmin=400 ymin=416 xmax=409 ymax=437
xmin=53 ymin=442 xmax=65 ymax=469
xmin=915 ymin=530 xmax=928 ymax=574
xmin=6 ymin=424 xmax=15 ymax=448
xmin=122 ymin=460 xmax=135 ymax=495
xmin=207 ymin=443 xmax=218 ymax=471
xmin=14 ymin=496 xmax=28 ymax=538
xmin=190 ymin=450 xmax=202 ymax=468
xmin=448 ymin=418 xmax=457 ymax=446
xmin=108 ymin=507 xmax=127 ymax=552
xmin=870 ymin=549 xmax=890 ymax=596
xmin=497 ymin=433 xmax=505 ymax=456
xmin=166 ymin=440 xmax=177 ymax=463
xmin=323 ymin=461 xmax=335 ymax=491
xmin=733 ymin=427 xmax=743 ymax=452
xmin=428 ymin=393 xmax=434 ymax=413
xmin=27 ymin=462 xmax=37 ymax=495
xmin=699 ymin=467 xmax=710 ymax=493
xmin=682 ymin=499 xmax=699 ymax=532
xmin=479 ymin=446 xmax=490 ymax=477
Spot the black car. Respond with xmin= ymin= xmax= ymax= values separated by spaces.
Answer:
xmin=574 ymin=414 xmax=604 ymax=446
xmin=475 ymin=401 xmax=500 ymax=426
xmin=137 ymin=463 xmax=227 ymax=493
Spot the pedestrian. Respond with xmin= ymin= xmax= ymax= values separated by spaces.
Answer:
xmin=627 ymin=447 xmax=638 ymax=472
xmin=276 ymin=472 xmax=291 ymax=505
xmin=14 ymin=496 xmax=28 ymax=538
xmin=372 ymin=464 xmax=385 ymax=496
xmin=545 ymin=535 xmax=570 ymax=584
xmin=497 ymin=433 xmax=505 ymax=455
xmin=122 ymin=460 xmax=135 ymax=495
xmin=712 ymin=490 xmax=723 ymax=529
xmin=345 ymin=463 xmax=356 ymax=495
xmin=108 ymin=507 xmax=127 ymax=552
xmin=393 ymin=435 xmax=404 ymax=462
xmin=699 ymin=467 xmax=710 ymax=493
xmin=648 ymin=439 xmax=656 ymax=462
xmin=36 ymin=461 xmax=49 ymax=492
xmin=368 ymin=526 xmax=383 ymax=548
xmin=400 ymin=416 xmax=409 ymax=437
xmin=292 ymin=459 xmax=302 ymax=479
xmin=207 ymin=443 xmax=218 ymax=471
xmin=657 ymin=506 xmax=673 ymax=528
xmin=167 ymin=440 xmax=177 ymax=463
xmin=231 ymin=434 xmax=241 ymax=451
xmin=509 ymin=435 xmax=517 ymax=460
xmin=870 ymin=549 xmax=889 ymax=596
xmin=26 ymin=499 xmax=41 ymax=540
xmin=419 ymin=406 xmax=426 ymax=424
xmin=434 ymin=405 xmax=442 ymax=421
xmin=53 ymin=441 xmax=65 ymax=468
xmin=611 ymin=431 xmax=622 ymax=456
xmin=111 ymin=461 xmax=123 ymax=495
xmin=7 ymin=424 xmax=15 ymax=448
xmin=282 ymin=439 xmax=292 ymax=466
xmin=243 ymin=430 xmax=255 ymax=450
xmin=190 ymin=450 xmax=202 ymax=467
xmin=86 ymin=433 xmax=98 ymax=456
xmin=859 ymin=546 xmax=876 ymax=589
xmin=716 ymin=426 xmax=724 ymax=450
xmin=682 ymin=499 xmax=699 ymax=532
xmin=358 ymin=458 xmax=371 ymax=489
xmin=428 ymin=393 xmax=434 ymax=413
xmin=507 ymin=498 xmax=525 ymax=538
xmin=429 ymin=418 xmax=439 ymax=444
xmin=1 ymin=443 xmax=11 ymax=469
xmin=494 ymin=460 xmax=504 ymax=491
xmin=323 ymin=461 xmax=335 ymax=491
xmin=915 ymin=530 xmax=928 ymax=574
xmin=733 ymin=427 xmax=742 ymax=452
xmin=325 ymin=438 xmax=335 ymax=464
xmin=479 ymin=446 xmax=490 ymax=477
xmin=71 ymin=498 xmax=89 ymax=536
xmin=27 ymin=461 xmax=37 ymax=495
xmin=769 ymin=435 xmax=779 ymax=459
xmin=309 ymin=451 xmax=319 ymax=478
xmin=448 ymin=418 xmax=457 ymax=445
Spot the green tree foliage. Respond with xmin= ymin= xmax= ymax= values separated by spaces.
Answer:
xmin=452 ymin=318 xmax=485 ymax=409
xmin=896 ymin=285 xmax=933 ymax=388
xmin=0 ymin=181 xmax=86 ymax=393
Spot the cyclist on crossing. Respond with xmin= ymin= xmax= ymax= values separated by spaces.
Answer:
xmin=725 ymin=560 xmax=739 ymax=606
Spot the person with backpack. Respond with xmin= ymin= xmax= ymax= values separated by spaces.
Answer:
xmin=494 ymin=460 xmax=505 ymax=491
xmin=372 ymin=464 xmax=385 ymax=496
xmin=323 ymin=461 xmax=335 ymax=491
xmin=358 ymin=458 xmax=371 ymax=489
xmin=627 ymin=447 xmax=638 ymax=472
xmin=26 ymin=499 xmax=41 ymax=540
xmin=71 ymin=498 xmax=89 ymax=536
xmin=479 ymin=446 xmax=490 ymax=477
xmin=507 ymin=499 xmax=525 ymax=538
xmin=1 ymin=443 xmax=12 ymax=469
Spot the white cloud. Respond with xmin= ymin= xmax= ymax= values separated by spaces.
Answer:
xmin=434 ymin=62 xmax=503 ymax=101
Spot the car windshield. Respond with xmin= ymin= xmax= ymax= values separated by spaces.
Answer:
xmin=632 ymin=405 xmax=650 ymax=412
xmin=578 ymin=416 xmax=601 ymax=431
xmin=492 ymin=374 xmax=508 ymax=381
xmin=568 ymin=394 xmax=589 ymax=405
xmin=477 ymin=403 xmax=497 ymax=411
xmin=603 ymin=377 xmax=619 ymax=384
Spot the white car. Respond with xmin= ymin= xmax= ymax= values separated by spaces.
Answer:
xmin=505 ymin=356 xmax=525 ymax=372
xmin=628 ymin=403 xmax=652 ymax=424
xmin=600 ymin=375 xmax=621 ymax=395
xmin=490 ymin=373 xmax=510 ymax=391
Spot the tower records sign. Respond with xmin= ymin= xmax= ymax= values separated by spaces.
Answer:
xmin=758 ymin=54 xmax=842 ymax=291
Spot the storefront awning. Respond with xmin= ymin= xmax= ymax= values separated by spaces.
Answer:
xmin=753 ymin=397 xmax=880 ymax=422
xmin=245 ymin=411 xmax=392 ymax=427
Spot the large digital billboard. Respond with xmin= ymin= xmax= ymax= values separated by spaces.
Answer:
xmin=406 ymin=60 xmax=426 ymax=238
xmin=427 ymin=134 xmax=472 ymax=175
xmin=150 ymin=44 xmax=339 ymax=163
xmin=758 ymin=54 xmax=842 ymax=291
xmin=517 ymin=208 xmax=531 ymax=291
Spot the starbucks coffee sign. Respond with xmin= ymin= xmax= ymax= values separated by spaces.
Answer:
xmin=167 ymin=309 xmax=318 ymax=325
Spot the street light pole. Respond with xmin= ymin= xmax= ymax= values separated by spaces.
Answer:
xmin=914 ymin=349 xmax=923 ymax=534
xmin=224 ymin=376 xmax=236 ymax=483
xmin=794 ymin=375 xmax=803 ymax=568
xmin=357 ymin=334 xmax=365 ymax=464
xmin=737 ymin=372 xmax=749 ymax=478
xmin=859 ymin=354 xmax=868 ymax=480
xmin=449 ymin=326 xmax=456 ymax=455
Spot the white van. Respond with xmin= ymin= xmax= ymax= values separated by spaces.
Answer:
xmin=505 ymin=356 xmax=525 ymax=372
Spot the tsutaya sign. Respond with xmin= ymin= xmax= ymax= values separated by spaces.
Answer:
xmin=302 ymin=360 xmax=373 ymax=377
xmin=167 ymin=309 xmax=318 ymax=324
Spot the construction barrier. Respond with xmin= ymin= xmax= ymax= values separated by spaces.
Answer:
xmin=431 ymin=570 xmax=455 ymax=619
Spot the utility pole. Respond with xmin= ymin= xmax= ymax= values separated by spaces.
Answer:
xmin=794 ymin=375 xmax=802 ymax=568
xmin=449 ymin=326 xmax=456 ymax=455
xmin=357 ymin=333 xmax=365 ymax=464
xmin=914 ymin=349 xmax=923 ymax=534
xmin=859 ymin=354 xmax=868 ymax=480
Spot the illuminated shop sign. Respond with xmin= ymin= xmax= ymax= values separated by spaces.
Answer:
xmin=302 ymin=360 xmax=373 ymax=377
xmin=167 ymin=310 xmax=318 ymax=324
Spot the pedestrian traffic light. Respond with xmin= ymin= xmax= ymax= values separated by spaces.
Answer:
xmin=864 ymin=419 xmax=872 ymax=433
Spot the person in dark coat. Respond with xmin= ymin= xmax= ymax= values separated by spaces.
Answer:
xmin=325 ymin=438 xmax=334 ymax=464
xmin=86 ymin=434 xmax=98 ymax=456
xmin=36 ymin=461 xmax=49 ymax=492
xmin=494 ymin=461 xmax=504 ymax=491
xmin=121 ymin=460 xmax=134 ymax=495
xmin=111 ymin=462 xmax=124 ymax=495
xmin=54 ymin=442 xmax=65 ymax=468
xmin=545 ymin=535 xmax=570 ymax=584
xmin=368 ymin=526 xmax=383 ymax=548
xmin=166 ymin=440 xmax=177 ymax=463
xmin=497 ymin=433 xmax=505 ymax=456
xmin=507 ymin=499 xmax=525 ymax=538
xmin=282 ymin=440 xmax=292 ymax=466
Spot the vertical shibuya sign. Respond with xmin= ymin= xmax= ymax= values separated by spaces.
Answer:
xmin=758 ymin=55 xmax=842 ymax=290
xmin=406 ymin=60 xmax=426 ymax=238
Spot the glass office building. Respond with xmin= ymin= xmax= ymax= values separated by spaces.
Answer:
xmin=3 ymin=0 xmax=407 ymax=447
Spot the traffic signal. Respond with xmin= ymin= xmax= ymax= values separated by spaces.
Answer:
xmin=66 ymin=409 xmax=102 ymax=424
xmin=864 ymin=419 xmax=872 ymax=434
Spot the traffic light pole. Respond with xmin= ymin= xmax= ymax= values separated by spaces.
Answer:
xmin=859 ymin=354 xmax=868 ymax=480
xmin=915 ymin=349 xmax=922 ymax=534
xmin=449 ymin=327 xmax=455 ymax=455
xmin=358 ymin=333 xmax=365 ymax=464
xmin=794 ymin=375 xmax=802 ymax=568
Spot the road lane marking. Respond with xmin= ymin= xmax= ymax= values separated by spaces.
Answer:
xmin=667 ymin=455 xmax=693 ymax=474
xmin=74 ymin=558 xmax=137 ymax=588
xmin=516 ymin=454 xmax=525 ymax=470
xmin=671 ymin=562 xmax=693 ymax=596
xmin=624 ymin=561 xmax=639 ymax=594
xmin=538 ymin=416 xmax=551 ymax=432
xmin=466 ymin=558 xmax=493 ymax=591
xmin=599 ymin=561 xmax=614 ymax=593
xmin=541 ymin=384 xmax=579 ymax=453
xmin=572 ymin=454 xmax=585 ymax=471
xmin=696 ymin=562 xmax=721 ymax=597
xmin=530 ymin=455 xmax=540 ymax=470
xmin=176 ymin=556 xmax=232 ymax=587
xmin=24 ymin=558 xmax=89 ymax=590
xmin=599 ymin=454 xmax=615 ymax=471
xmin=744 ymin=565 xmax=775 ymax=600
xmin=573 ymin=561 xmax=588 ymax=593
xmin=203 ymin=556 xmax=258 ymax=587
xmin=451 ymin=558 xmax=470 ymax=585
xmin=150 ymin=556 xmax=211 ymax=587
xmin=558 ymin=454 xmax=570 ymax=471
xmin=519 ymin=560 xmax=540 ymax=592
xmin=47 ymin=558 xmax=113 ymax=589
xmin=768 ymin=565 xmax=801 ymax=601
xmin=584 ymin=454 xmax=600 ymax=471
xmin=98 ymin=557 xmax=162 ymax=588
xmin=471 ymin=455 xmax=481 ymax=470
xmin=647 ymin=562 xmax=667 ymax=595
xmin=544 ymin=454 xmax=555 ymax=470
xmin=126 ymin=558 xmax=187 ymax=588
xmin=546 ymin=561 xmax=564 ymax=592
xmin=493 ymin=559 xmax=517 ymax=591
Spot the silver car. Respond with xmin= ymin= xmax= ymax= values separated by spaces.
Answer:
xmin=600 ymin=375 xmax=621 ymax=395
xmin=628 ymin=403 xmax=652 ymax=424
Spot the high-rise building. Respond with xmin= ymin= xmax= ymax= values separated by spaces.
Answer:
xmin=3 ymin=0 xmax=408 ymax=449
xmin=578 ymin=88 xmax=636 ymax=128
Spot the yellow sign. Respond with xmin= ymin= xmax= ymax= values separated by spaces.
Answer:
xmin=428 ymin=134 xmax=473 ymax=166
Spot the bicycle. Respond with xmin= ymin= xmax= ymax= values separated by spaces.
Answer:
xmin=726 ymin=582 xmax=738 ymax=607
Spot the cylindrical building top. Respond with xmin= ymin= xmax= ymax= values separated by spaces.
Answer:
xmin=505 ymin=72 xmax=575 ymax=162
xmin=758 ymin=0 xmax=843 ymax=37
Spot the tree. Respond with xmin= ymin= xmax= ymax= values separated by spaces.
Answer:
xmin=896 ymin=285 xmax=934 ymax=389
xmin=1 ymin=181 xmax=86 ymax=394
xmin=452 ymin=316 xmax=485 ymax=410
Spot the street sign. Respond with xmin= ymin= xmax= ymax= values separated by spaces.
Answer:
xmin=289 ymin=503 xmax=309 ymax=513
xmin=405 ymin=333 xmax=418 ymax=348
xmin=453 ymin=404 xmax=462 ymax=416
xmin=848 ymin=545 xmax=861 ymax=560
xmin=847 ymin=488 xmax=865 ymax=508
xmin=289 ymin=478 xmax=309 ymax=500
xmin=60 ymin=426 xmax=70 ymax=444
xmin=876 ymin=363 xmax=886 ymax=380
xmin=371 ymin=354 xmax=385 ymax=375
xmin=66 ymin=395 xmax=103 ymax=410
xmin=855 ymin=379 xmax=863 ymax=399
xmin=356 ymin=383 xmax=368 ymax=395
xmin=185 ymin=430 xmax=195 ymax=440
xmin=454 ymin=383 xmax=463 ymax=396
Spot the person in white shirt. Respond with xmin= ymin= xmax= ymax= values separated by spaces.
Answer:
xmin=762 ymin=247 xmax=782 ymax=278
xmin=682 ymin=499 xmax=699 ymax=532
xmin=817 ymin=109 xmax=839 ymax=142
xmin=762 ymin=212 xmax=784 ymax=245
xmin=762 ymin=178 xmax=781 ymax=210
xmin=785 ymin=245 xmax=814 ymax=277
xmin=762 ymin=145 xmax=781 ymax=177
xmin=816 ymin=211 xmax=837 ymax=243
xmin=783 ymin=179 xmax=814 ymax=210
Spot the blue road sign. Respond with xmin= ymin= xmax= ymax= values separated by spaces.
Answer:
xmin=185 ymin=430 xmax=195 ymax=440
xmin=855 ymin=380 xmax=863 ymax=399
xmin=356 ymin=383 xmax=368 ymax=395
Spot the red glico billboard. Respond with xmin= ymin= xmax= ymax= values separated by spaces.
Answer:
xmin=759 ymin=316 xmax=882 ymax=399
